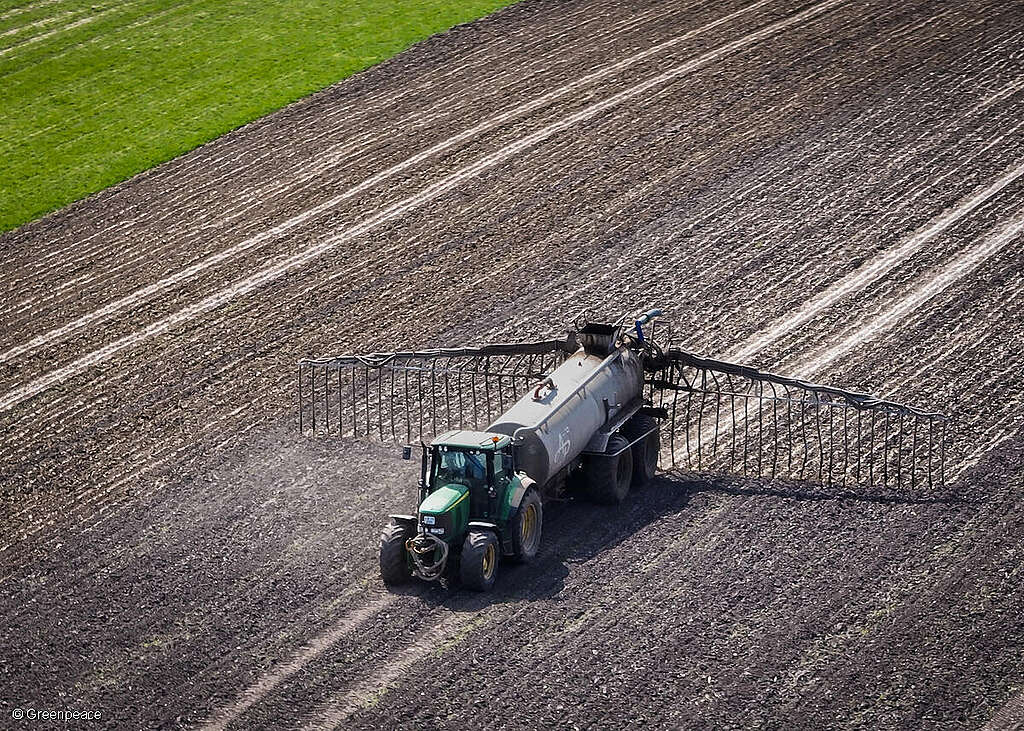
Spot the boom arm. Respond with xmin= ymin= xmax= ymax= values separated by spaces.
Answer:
xmin=646 ymin=347 xmax=950 ymax=490
xmin=298 ymin=338 xmax=574 ymax=442
xmin=298 ymin=316 xmax=951 ymax=491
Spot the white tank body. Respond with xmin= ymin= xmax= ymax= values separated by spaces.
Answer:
xmin=487 ymin=346 xmax=643 ymax=487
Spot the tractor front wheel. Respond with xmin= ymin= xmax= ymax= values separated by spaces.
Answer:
xmin=460 ymin=530 xmax=499 ymax=591
xmin=508 ymin=487 xmax=542 ymax=563
xmin=583 ymin=433 xmax=634 ymax=504
xmin=379 ymin=520 xmax=414 ymax=585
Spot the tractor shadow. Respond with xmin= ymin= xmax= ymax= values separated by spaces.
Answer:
xmin=407 ymin=470 xmax=979 ymax=611
xmin=411 ymin=475 xmax=697 ymax=611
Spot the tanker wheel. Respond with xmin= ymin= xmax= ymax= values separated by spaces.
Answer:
xmin=379 ymin=520 xmax=414 ymax=585
xmin=583 ymin=433 xmax=634 ymax=504
xmin=460 ymin=530 xmax=499 ymax=592
xmin=508 ymin=488 xmax=543 ymax=563
xmin=624 ymin=415 xmax=660 ymax=487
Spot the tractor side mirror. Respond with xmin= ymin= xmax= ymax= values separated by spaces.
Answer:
xmin=402 ymin=445 xmax=412 ymax=460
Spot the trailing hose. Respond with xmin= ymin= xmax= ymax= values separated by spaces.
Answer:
xmin=405 ymin=533 xmax=449 ymax=582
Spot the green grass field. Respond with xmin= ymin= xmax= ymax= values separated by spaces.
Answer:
xmin=0 ymin=0 xmax=511 ymax=232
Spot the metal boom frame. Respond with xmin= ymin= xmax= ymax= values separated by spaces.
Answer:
xmin=299 ymin=327 xmax=950 ymax=491
xmin=298 ymin=339 xmax=573 ymax=443
xmin=647 ymin=348 xmax=949 ymax=490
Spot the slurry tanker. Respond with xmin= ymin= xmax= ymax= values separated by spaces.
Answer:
xmin=299 ymin=309 xmax=948 ymax=591
xmin=380 ymin=314 xmax=662 ymax=590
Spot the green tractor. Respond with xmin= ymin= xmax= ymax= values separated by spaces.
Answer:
xmin=376 ymin=315 xmax=663 ymax=591
xmin=380 ymin=430 xmax=543 ymax=592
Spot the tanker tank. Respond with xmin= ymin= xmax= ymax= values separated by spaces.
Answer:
xmin=487 ymin=341 xmax=643 ymax=488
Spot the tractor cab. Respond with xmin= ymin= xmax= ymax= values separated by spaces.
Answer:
xmin=425 ymin=430 xmax=512 ymax=521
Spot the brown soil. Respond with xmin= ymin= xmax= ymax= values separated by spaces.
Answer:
xmin=2 ymin=0 xmax=1024 ymax=728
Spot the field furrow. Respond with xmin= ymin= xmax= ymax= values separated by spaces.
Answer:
xmin=2 ymin=0 xmax=1023 ymax=728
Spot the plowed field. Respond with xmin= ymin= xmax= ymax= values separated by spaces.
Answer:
xmin=3 ymin=0 xmax=1024 ymax=728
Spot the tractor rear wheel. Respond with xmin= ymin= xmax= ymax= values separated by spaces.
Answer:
xmin=508 ymin=487 xmax=542 ymax=563
xmin=460 ymin=531 xmax=499 ymax=591
xmin=379 ymin=520 xmax=414 ymax=585
xmin=624 ymin=415 xmax=660 ymax=486
xmin=583 ymin=433 xmax=634 ymax=504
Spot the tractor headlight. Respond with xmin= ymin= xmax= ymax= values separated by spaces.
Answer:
xmin=421 ymin=515 xmax=435 ymax=525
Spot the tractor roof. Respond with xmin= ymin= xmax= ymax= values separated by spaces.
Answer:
xmin=432 ymin=430 xmax=510 ymax=450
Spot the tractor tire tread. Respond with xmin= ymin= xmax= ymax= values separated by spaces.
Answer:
xmin=624 ymin=415 xmax=660 ymax=487
xmin=508 ymin=487 xmax=543 ymax=563
xmin=460 ymin=530 xmax=499 ymax=592
xmin=379 ymin=520 xmax=413 ymax=585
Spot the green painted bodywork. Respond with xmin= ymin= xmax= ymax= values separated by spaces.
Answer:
xmin=418 ymin=471 xmax=529 ymax=526
xmin=499 ymin=473 xmax=530 ymax=522
xmin=419 ymin=483 xmax=469 ymax=513
xmin=415 ymin=439 xmax=530 ymax=550
xmin=418 ymin=483 xmax=470 ymax=542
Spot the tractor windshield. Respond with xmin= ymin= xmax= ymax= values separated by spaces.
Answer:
xmin=431 ymin=447 xmax=487 ymax=491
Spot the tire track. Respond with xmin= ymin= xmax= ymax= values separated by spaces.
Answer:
xmin=339 ymin=253 xmax=1023 ymax=729
xmin=302 ymin=612 xmax=471 ymax=731
xmin=5 ymin=1 xmax=1024 ymax=726
xmin=9 ymin=0 xmax=1007 ymax=395
xmin=0 ymin=0 xmax=850 ymax=414
xmin=275 ymin=493 xmax=734 ymax=731
xmin=494 ymin=61 xmax=1024 ymax=362
xmin=291 ymin=209 xmax=1024 ymax=725
xmin=668 ymin=203 xmax=1024 ymax=472
xmin=0 ymin=0 xmax=776 ymax=366
xmin=4 ymin=0 xmax=1019 ymax=561
xmin=723 ymin=156 xmax=1024 ymax=364
xmin=0 ymin=0 xmax=704 ymax=309
xmin=201 ymin=592 xmax=396 ymax=731
xmin=4 ymin=14 xmax=1015 ymax=569
xmin=795 ymin=205 xmax=1024 ymax=378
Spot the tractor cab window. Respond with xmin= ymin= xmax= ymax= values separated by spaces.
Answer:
xmin=493 ymin=450 xmax=511 ymax=482
xmin=431 ymin=447 xmax=487 ymax=491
